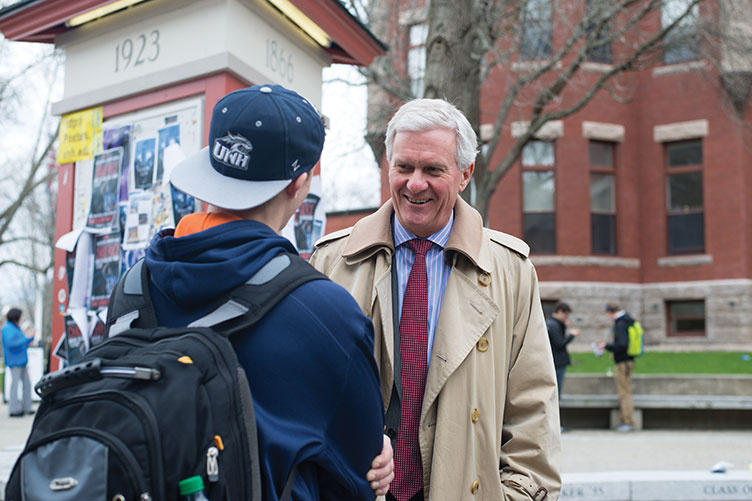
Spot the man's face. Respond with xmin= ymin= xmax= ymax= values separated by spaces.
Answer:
xmin=388 ymin=128 xmax=473 ymax=238
xmin=553 ymin=310 xmax=570 ymax=324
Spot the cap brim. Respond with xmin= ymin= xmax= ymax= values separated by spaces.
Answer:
xmin=169 ymin=147 xmax=292 ymax=211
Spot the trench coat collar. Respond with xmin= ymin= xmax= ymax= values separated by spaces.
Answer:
xmin=342 ymin=197 xmax=492 ymax=272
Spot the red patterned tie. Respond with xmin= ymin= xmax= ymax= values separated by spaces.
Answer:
xmin=391 ymin=238 xmax=432 ymax=501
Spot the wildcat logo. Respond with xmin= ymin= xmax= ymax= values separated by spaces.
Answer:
xmin=212 ymin=132 xmax=253 ymax=170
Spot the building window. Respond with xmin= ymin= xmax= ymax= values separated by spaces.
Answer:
xmin=585 ymin=0 xmax=612 ymax=63
xmin=662 ymin=0 xmax=699 ymax=64
xmin=520 ymin=0 xmax=552 ymax=60
xmin=666 ymin=300 xmax=706 ymax=336
xmin=408 ymin=23 xmax=428 ymax=98
xmin=522 ymin=140 xmax=555 ymax=253
xmin=666 ymin=140 xmax=704 ymax=254
xmin=589 ymin=141 xmax=616 ymax=254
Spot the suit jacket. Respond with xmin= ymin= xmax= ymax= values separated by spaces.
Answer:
xmin=310 ymin=198 xmax=561 ymax=501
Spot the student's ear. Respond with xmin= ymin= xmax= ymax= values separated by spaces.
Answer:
xmin=286 ymin=171 xmax=311 ymax=198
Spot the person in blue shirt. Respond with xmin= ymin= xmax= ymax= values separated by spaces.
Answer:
xmin=136 ymin=84 xmax=393 ymax=500
xmin=2 ymin=308 xmax=34 ymax=417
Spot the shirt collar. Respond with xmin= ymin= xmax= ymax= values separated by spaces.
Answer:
xmin=393 ymin=211 xmax=454 ymax=250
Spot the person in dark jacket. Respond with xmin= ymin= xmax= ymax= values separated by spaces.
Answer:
xmin=598 ymin=303 xmax=636 ymax=432
xmin=2 ymin=308 xmax=35 ymax=417
xmin=546 ymin=302 xmax=579 ymax=400
xmin=142 ymin=85 xmax=393 ymax=499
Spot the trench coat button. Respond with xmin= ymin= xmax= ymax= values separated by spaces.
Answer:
xmin=471 ymin=408 xmax=480 ymax=423
xmin=471 ymin=480 xmax=480 ymax=494
xmin=478 ymin=273 xmax=491 ymax=286
xmin=476 ymin=338 xmax=489 ymax=352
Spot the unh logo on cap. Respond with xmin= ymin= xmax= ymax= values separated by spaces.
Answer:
xmin=212 ymin=132 xmax=253 ymax=171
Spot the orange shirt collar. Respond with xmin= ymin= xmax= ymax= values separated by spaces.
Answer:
xmin=174 ymin=211 xmax=244 ymax=238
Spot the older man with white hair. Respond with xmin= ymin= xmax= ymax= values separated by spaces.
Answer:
xmin=310 ymin=98 xmax=561 ymax=501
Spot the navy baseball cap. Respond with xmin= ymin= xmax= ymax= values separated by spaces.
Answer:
xmin=170 ymin=84 xmax=325 ymax=210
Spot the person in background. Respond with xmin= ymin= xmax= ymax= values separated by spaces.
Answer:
xmin=598 ymin=303 xmax=637 ymax=432
xmin=2 ymin=308 xmax=35 ymax=417
xmin=310 ymin=98 xmax=561 ymax=501
xmin=546 ymin=302 xmax=580 ymax=400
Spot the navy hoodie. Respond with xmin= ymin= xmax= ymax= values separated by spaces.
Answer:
xmin=145 ymin=220 xmax=383 ymax=500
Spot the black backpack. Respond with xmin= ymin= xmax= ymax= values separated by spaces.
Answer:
xmin=5 ymin=252 xmax=326 ymax=501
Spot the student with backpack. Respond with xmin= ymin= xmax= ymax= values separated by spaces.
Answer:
xmin=7 ymin=85 xmax=393 ymax=501
xmin=598 ymin=303 xmax=641 ymax=432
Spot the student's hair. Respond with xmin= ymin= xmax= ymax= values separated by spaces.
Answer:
xmin=6 ymin=308 xmax=22 ymax=324
xmin=385 ymin=98 xmax=478 ymax=171
xmin=553 ymin=302 xmax=572 ymax=314
xmin=605 ymin=303 xmax=620 ymax=313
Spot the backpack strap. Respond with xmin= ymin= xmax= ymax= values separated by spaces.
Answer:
xmin=189 ymin=252 xmax=328 ymax=336
xmin=105 ymin=252 xmax=327 ymax=337
xmin=105 ymin=259 xmax=159 ymax=337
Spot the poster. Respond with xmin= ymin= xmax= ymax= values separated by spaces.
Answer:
xmin=89 ymin=316 xmax=107 ymax=349
xmin=157 ymin=124 xmax=180 ymax=183
xmin=294 ymin=193 xmax=322 ymax=259
xmin=171 ymin=186 xmax=197 ymax=225
xmin=87 ymin=148 xmax=123 ymax=230
xmin=123 ymin=191 xmax=154 ymax=249
xmin=151 ymin=187 xmax=175 ymax=232
xmin=134 ymin=138 xmax=156 ymax=190
xmin=103 ymin=125 xmax=132 ymax=202
xmin=283 ymin=176 xmax=326 ymax=260
xmin=121 ymin=248 xmax=146 ymax=275
xmin=53 ymin=334 xmax=68 ymax=365
xmin=90 ymin=232 xmax=121 ymax=309
xmin=57 ymin=107 xmax=103 ymax=164
xmin=64 ymin=314 xmax=86 ymax=365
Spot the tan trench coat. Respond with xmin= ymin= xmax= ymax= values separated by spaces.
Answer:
xmin=310 ymin=198 xmax=561 ymax=501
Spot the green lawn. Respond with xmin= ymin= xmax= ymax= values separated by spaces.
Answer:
xmin=568 ymin=351 xmax=752 ymax=374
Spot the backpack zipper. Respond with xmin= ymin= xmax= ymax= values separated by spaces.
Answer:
xmin=185 ymin=332 xmax=252 ymax=497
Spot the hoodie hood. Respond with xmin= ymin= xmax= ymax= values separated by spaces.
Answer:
xmin=145 ymin=219 xmax=296 ymax=309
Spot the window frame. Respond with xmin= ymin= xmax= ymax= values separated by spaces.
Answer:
xmin=585 ymin=0 xmax=612 ymax=64
xmin=589 ymin=141 xmax=617 ymax=255
xmin=407 ymin=23 xmax=428 ymax=98
xmin=665 ymin=139 xmax=704 ymax=255
xmin=522 ymin=140 xmax=557 ymax=254
xmin=519 ymin=0 xmax=553 ymax=61
xmin=661 ymin=0 xmax=700 ymax=65
xmin=666 ymin=299 xmax=706 ymax=337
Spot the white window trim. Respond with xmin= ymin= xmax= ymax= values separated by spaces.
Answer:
xmin=583 ymin=121 xmax=625 ymax=142
xmin=512 ymin=120 xmax=563 ymax=139
xmin=653 ymin=119 xmax=708 ymax=143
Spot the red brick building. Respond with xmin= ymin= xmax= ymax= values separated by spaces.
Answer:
xmin=326 ymin=0 xmax=752 ymax=347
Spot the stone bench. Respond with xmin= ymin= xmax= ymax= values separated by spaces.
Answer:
xmin=559 ymin=375 xmax=752 ymax=430
xmin=560 ymin=394 xmax=752 ymax=430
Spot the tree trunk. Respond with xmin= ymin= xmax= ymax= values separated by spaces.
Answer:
xmin=424 ymin=0 xmax=485 ymax=217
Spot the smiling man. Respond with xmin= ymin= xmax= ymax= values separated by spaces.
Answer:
xmin=310 ymin=98 xmax=561 ymax=501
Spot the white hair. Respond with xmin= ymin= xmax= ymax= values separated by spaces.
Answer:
xmin=385 ymin=98 xmax=478 ymax=170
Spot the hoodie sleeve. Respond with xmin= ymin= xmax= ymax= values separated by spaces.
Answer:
xmin=319 ymin=317 xmax=383 ymax=500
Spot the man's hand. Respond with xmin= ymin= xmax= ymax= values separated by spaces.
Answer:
xmin=367 ymin=434 xmax=394 ymax=496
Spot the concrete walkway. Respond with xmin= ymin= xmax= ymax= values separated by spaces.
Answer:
xmin=2 ymin=400 xmax=751 ymax=498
